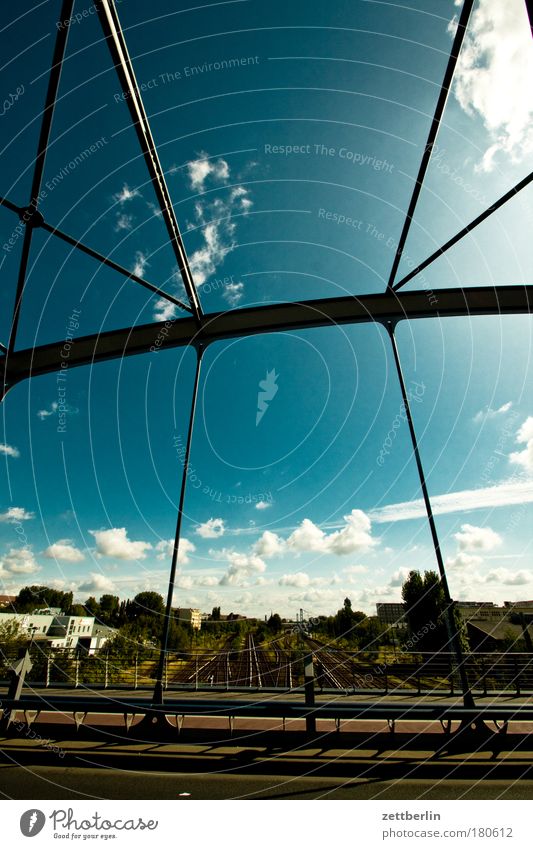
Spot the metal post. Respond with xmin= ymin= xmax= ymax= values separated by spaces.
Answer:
xmin=153 ymin=344 xmax=205 ymax=704
xmin=386 ymin=322 xmax=475 ymax=709
xmin=46 ymin=652 xmax=51 ymax=688
xmin=304 ymin=653 xmax=316 ymax=734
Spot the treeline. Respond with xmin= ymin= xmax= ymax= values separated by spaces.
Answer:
xmin=10 ymin=586 xmax=167 ymax=628
xmin=8 ymin=587 xmax=192 ymax=655
xmin=312 ymin=598 xmax=387 ymax=649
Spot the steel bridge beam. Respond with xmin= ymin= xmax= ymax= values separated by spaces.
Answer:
xmin=2 ymin=285 xmax=531 ymax=392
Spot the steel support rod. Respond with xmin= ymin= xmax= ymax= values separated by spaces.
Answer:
xmin=386 ymin=321 xmax=475 ymax=708
xmin=95 ymin=0 xmax=202 ymax=321
xmin=386 ymin=0 xmax=475 ymax=289
xmin=7 ymin=0 xmax=75 ymax=354
xmin=40 ymin=220 xmax=191 ymax=312
xmin=393 ymin=171 xmax=533 ymax=291
xmin=0 ymin=195 xmax=22 ymax=215
xmin=153 ymin=344 xmax=204 ymax=704
xmin=0 ymin=193 xmax=191 ymax=313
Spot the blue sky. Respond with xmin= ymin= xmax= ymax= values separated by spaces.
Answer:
xmin=0 ymin=0 xmax=532 ymax=616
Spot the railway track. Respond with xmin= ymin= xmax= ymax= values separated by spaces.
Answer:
xmin=168 ymin=634 xmax=292 ymax=688
xmin=305 ymin=637 xmax=382 ymax=690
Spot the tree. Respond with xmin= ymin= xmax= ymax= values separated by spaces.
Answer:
xmin=333 ymin=597 xmax=366 ymax=641
xmin=98 ymin=594 xmax=120 ymax=625
xmin=401 ymin=570 xmax=467 ymax=653
xmin=14 ymin=585 xmax=73 ymax=614
xmin=353 ymin=616 xmax=385 ymax=650
xmin=84 ymin=596 xmax=100 ymax=617
xmin=0 ymin=617 xmax=26 ymax=648
xmin=131 ymin=592 xmax=165 ymax=619
xmin=267 ymin=613 xmax=282 ymax=633
xmin=211 ymin=606 xmax=221 ymax=621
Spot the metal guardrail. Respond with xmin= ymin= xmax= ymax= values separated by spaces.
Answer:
xmin=3 ymin=646 xmax=533 ymax=695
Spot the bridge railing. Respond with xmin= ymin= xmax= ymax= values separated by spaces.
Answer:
xmin=3 ymin=643 xmax=533 ymax=694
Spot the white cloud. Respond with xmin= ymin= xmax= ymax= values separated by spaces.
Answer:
xmin=288 ymin=587 xmax=339 ymax=604
xmin=219 ymin=550 xmax=266 ymax=586
xmin=187 ymin=159 xmax=252 ymax=288
xmin=234 ymin=591 xmax=253 ymax=606
xmin=484 ymin=568 xmax=531 ymax=586
xmin=473 ymin=401 xmax=513 ymax=423
xmin=510 ymin=417 xmax=533 ymax=473
xmin=189 ymin=219 xmax=233 ymax=288
xmin=288 ymin=509 xmax=375 ymax=556
xmin=176 ymin=572 xmax=219 ymax=589
xmin=287 ymin=518 xmax=327 ymax=552
xmin=369 ymin=478 xmax=533 ymax=523
xmin=36 ymin=401 xmax=77 ymax=420
xmin=389 ymin=567 xmax=411 ymax=587
xmin=454 ymin=523 xmax=502 ymax=552
xmin=114 ymin=184 xmax=141 ymax=204
xmin=253 ymin=530 xmax=285 ymax=558
xmin=187 ymin=154 xmax=229 ymax=192
xmin=0 ymin=547 xmax=39 ymax=575
xmin=255 ymin=501 xmax=271 ymax=511
xmin=115 ymin=213 xmax=134 ymax=232
xmin=147 ymin=201 xmax=163 ymax=219
xmin=151 ymin=154 xmax=253 ymax=319
xmin=0 ymin=443 xmax=20 ymax=458
xmin=153 ymin=297 xmax=178 ymax=322
xmin=325 ymin=510 xmax=376 ymax=555
xmin=343 ymin=565 xmax=368 ymax=577
xmin=132 ymin=251 xmax=149 ymax=278
xmin=90 ymin=527 xmax=152 ymax=561
xmin=343 ymin=564 xmax=368 ymax=574
xmin=155 ymin=537 xmax=196 ymax=564
xmin=43 ymin=540 xmax=85 ymax=563
xmin=78 ymin=573 xmax=116 ymax=593
xmin=279 ymin=572 xmax=311 ymax=588
xmin=446 ymin=552 xmax=484 ymax=570
xmin=0 ymin=507 xmax=34 ymax=523
xmin=451 ymin=0 xmax=533 ymax=171
xmin=196 ymin=518 xmax=225 ymax=539
xmin=37 ymin=403 xmax=58 ymax=421
xmin=222 ymin=281 xmax=244 ymax=307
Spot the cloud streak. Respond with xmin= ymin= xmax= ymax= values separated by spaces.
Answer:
xmin=369 ymin=479 xmax=533 ymax=523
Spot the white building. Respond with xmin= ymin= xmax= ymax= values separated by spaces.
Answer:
xmin=176 ymin=608 xmax=202 ymax=630
xmin=0 ymin=611 xmax=114 ymax=653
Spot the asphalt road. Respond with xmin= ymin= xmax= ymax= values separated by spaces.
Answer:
xmin=2 ymin=764 xmax=533 ymax=800
xmin=2 ymin=687 xmax=533 ymax=800
xmin=2 ymin=726 xmax=533 ymax=800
